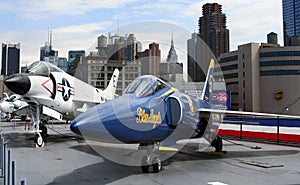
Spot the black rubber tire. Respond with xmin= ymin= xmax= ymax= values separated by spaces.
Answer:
xmin=141 ymin=156 xmax=150 ymax=173
xmin=141 ymin=165 xmax=150 ymax=173
xmin=34 ymin=134 xmax=44 ymax=147
xmin=212 ymin=136 xmax=223 ymax=152
xmin=152 ymin=157 xmax=162 ymax=173
xmin=40 ymin=124 xmax=48 ymax=138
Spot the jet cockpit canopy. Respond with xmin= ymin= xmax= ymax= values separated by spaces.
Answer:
xmin=26 ymin=61 xmax=64 ymax=77
xmin=123 ymin=75 xmax=167 ymax=97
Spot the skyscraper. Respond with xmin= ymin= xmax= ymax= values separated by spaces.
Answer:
xmin=139 ymin=42 xmax=161 ymax=76
xmin=187 ymin=33 xmax=205 ymax=82
xmin=283 ymin=0 xmax=300 ymax=46
xmin=40 ymin=30 xmax=58 ymax=64
xmin=106 ymin=33 xmax=141 ymax=62
xmin=68 ymin=50 xmax=85 ymax=65
xmin=199 ymin=3 xmax=229 ymax=57
xmin=1 ymin=43 xmax=20 ymax=76
xmin=166 ymin=35 xmax=178 ymax=63
xmin=160 ymin=37 xmax=183 ymax=82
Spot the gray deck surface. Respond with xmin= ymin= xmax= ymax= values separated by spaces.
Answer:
xmin=0 ymin=121 xmax=299 ymax=185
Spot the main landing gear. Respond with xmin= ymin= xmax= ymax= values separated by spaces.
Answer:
xmin=34 ymin=133 xmax=44 ymax=147
xmin=139 ymin=142 xmax=162 ymax=173
xmin=34 ymin=123 xmax=48 ymax=147
xmin=211 ymin=135 xmax=223 ymax=152
xmin=33 ymin=105 xmax=48 ymax=147
xmin=197 ymin=117 xmax=223 ymax=152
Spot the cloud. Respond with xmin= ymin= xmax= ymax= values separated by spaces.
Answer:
xmin=52 ymin=22 xmax=114 ymax=59
xmin=53 ymin=22 xmax=112 ymax=34
xmin=0 ymin=30 xmax=45 ymax=64
xmin=0 ymin=0 xmax=137 ymax=19
xmin=0 ymin=21 xmax=113 ymax=65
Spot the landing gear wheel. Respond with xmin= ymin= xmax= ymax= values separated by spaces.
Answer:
xmin=40 ymin=124 xmax=48 ymax=138
xmin=141 ymin=157 xmax=150 ymax=173
xmin=212 ymin=136 xmax=223 ymax=152
xmin=152 ymin=157 xmax=162 ymax=173
xmin=34 ymin=134 xmax=44 ymax=147
xmin=139 ymin=142 xmax=162 ymax=173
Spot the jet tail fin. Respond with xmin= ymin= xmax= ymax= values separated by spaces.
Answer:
xmin=103 ymin=68 xmax=119 ymax=100
xmin=200 ymin=59 xmax=215 ymax=102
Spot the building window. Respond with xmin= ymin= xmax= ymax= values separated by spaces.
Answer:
xmin=219 ymin=55 xmax=238 ymax=63
xmin=107 ymin=66 xmax=113 ymax=71
xmin=226 ymin=81 xmax=238 ymax=85
xmin=260 ymin=60 xmax=300 ymax=67
xmin=216 ymin=64 xmax=238 ymax=72
xmin=221 ymin=73 xmax=238 ymax=79
xmin=260 ymin=51 xmax=300 ymax=58
xmin=260 ymin=70 xmax=300 ymax=76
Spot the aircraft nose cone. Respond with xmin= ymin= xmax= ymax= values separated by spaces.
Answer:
xmin=4 ymin=74 xmax=31 ymax=95
xmin=70 ymin=106 xmax=101 ymax=137
xmin=70 ymin=120 xmax=81 ymax=135
xmin=70 ymin=102 xmax=120 ymax=141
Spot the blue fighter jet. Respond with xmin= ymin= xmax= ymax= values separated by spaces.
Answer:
xmin=70 ymin=59 xmax=224 ymax=172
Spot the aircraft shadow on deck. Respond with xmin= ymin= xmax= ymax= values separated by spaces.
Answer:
xmin=43 ymin=142 xmax=300 ymax=185
xmin=47 ymin=161 xmax=141 ymax=185
xmin=70 ymin=142 xmax=299 ymax=162
xmin=2 ymin=132 xmax=78 ymax=148
xmin=49 ymin=144 xmax=141 ymax=185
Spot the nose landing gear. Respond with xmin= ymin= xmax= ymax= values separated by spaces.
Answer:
xmin=139 ymin=142 xmax=162 ymax=173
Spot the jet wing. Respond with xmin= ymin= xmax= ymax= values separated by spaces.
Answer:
xmin=24 ymin=95 xmax=54 ymax=104
xmin=198 ymin=108 xmax=300 ymax=119
xmin=72 ymin=80 xmax=103 ymax=104
xmin=11 ymin=104 xmax=29 ymax=116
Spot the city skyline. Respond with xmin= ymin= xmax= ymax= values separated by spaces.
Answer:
xmin=0 ymin=0 xmax=283 ymax=65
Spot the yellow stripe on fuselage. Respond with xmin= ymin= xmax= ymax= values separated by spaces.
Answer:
xmin=158 ymin=87 xmax=176 ymax=98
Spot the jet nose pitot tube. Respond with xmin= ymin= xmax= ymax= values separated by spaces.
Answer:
xmin=4 ymin=74 xmax=31 ymax=95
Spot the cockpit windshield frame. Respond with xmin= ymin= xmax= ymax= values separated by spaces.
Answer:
xmin=26 ymin=61 xmax=64 ymax=77
xmin=123 ymin=76 xmax=168 ymax=97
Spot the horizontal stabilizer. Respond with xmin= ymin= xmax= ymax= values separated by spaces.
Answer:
xmin=199 ymin=108 xmax=300 ymax=119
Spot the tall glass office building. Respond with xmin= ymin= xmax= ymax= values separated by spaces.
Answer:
xmin=1 ymin=43 xmax=20 ymax=76
xmin=283 ymin=0 xmax=300 ymax=46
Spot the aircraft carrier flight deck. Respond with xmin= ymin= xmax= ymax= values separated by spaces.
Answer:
xmin=0 ymin=121 xmax=299 ymax=185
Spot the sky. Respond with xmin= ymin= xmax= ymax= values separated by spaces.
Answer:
xmin=0 ymin=0 xmax=283 ymax=66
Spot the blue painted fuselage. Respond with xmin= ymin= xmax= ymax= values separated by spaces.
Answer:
xmin=71 ymin=76 xmax=206 ymax=144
